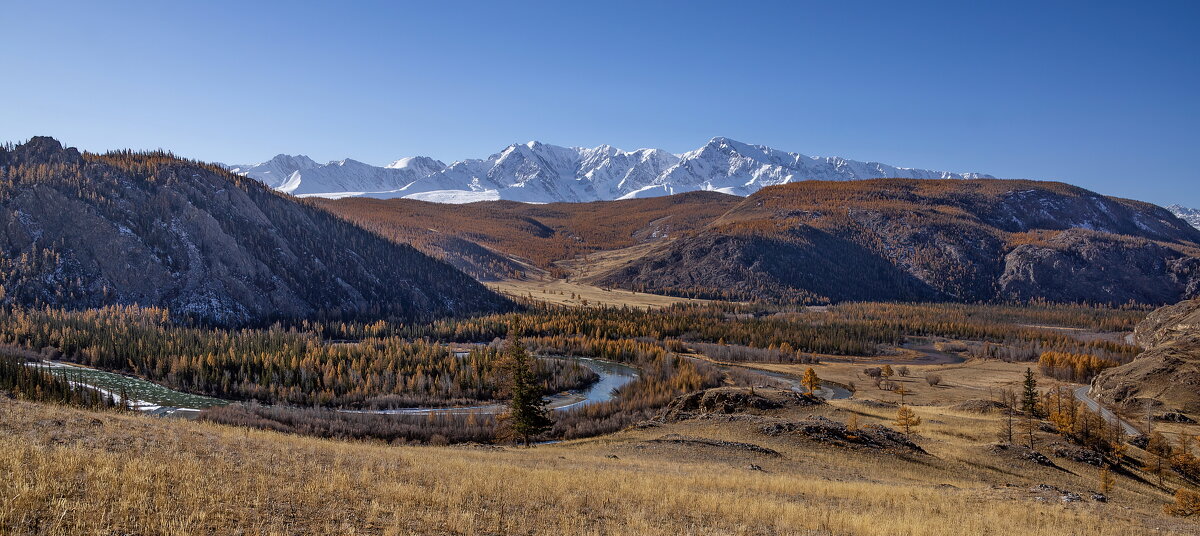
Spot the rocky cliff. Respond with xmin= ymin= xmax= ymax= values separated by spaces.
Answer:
xmin=1091 ymin=299 xmax=1200 ymax=416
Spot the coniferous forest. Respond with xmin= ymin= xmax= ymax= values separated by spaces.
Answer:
xmin=0 ymin=353 xmax=121 ymax=409
xmin=0 ymin=298 xmax=1152 ymax=444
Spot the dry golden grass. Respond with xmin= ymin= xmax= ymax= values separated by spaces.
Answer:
xmin=2 ymin=396 xmax=1196 ymax=535
xmin=719 ymin=347 xmax=1044 ymax=407
xmin=489 ymin=277 xmax=717 ymax=309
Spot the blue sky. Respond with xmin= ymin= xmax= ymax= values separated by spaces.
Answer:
xmin=2 ymin=1 xmax=1198 ymax=207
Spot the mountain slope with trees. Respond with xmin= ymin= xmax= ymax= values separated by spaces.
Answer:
xmin=0 ymin=137 xmax=511 ymax=324
xmin=593 ymin=179 xmax=1200 ymax=304
xmin=322 ymin=177 xmax=1200 ymax=306
xmin=316 ymin=191 xmax=741 ymax=279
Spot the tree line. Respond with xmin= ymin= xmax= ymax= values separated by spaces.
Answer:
xmin=0 ymin=306 xmax=594 ymax=408
xmin=1038 ymin=351 xmax=1120 ymax=383
xmin=0 ymin=353 xmax=122 ymax=410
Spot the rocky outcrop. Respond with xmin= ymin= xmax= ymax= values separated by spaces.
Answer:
xmin=657 ymin=387 xmax=821 ymax=422
xmin=597 ymin=230 xmax=944 ymax=303
xmin=640 ymin=434 xmax=783 ymax=457
xmin=1091 ymin=299 xmax=1200 ymax=416
xmin=759 ymin=416 xmax=925 ymax=453
xmin=1132 ymin=298 xmax=1200 ymax=348
xmin=997 ymin=230 xmax=1200 ymax=304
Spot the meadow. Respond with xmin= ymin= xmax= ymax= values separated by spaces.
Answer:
xmin=3 ymin=392 xmax=1196 ymax=535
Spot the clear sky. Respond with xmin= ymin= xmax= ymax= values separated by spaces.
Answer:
xmin=2 ymin=1 xmax=1197 ymax=207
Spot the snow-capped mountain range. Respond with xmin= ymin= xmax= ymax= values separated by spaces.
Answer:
xmin=1168 ymin=205 xmax=1200 ymax=229
xmin=228 ymin=137 xmax=994 ymax=204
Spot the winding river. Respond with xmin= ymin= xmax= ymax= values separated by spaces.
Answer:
xmin=30 ymin=360 xmax=227 ymax=416
xmin=747 ymin=366 xmax=854 ymax=400
xmin=29 ymin=356 xmax=640 ymax=417
xmin=351 ymin=356 xmax=639 ymax=415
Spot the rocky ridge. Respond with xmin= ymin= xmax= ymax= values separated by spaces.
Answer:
xmin=1091 ymin=298 xmax=1200 ymax=416
xmin=0 ymin=137 xmax=511 ymax=324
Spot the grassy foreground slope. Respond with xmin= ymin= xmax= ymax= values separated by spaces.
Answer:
xmin=3 ymin=396 xmax=1195 ymax=536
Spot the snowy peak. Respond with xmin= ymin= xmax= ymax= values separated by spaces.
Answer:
xmin=664 ymin=136 xmax=994 ymax=195
xmin=386 ymin=156 xmax=446 ymax=173
xmin=233 ymin=139 xmax=995 ymax=203
xmin=1168 ymin=205 xmax=1200 ymax=229
xmin=229 ymin=154 xmax=440 ymax=197
xmin=226 ymin=154 xmax=319 ymax=190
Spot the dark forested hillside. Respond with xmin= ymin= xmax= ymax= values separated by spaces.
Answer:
xmin=0 ymin=137 xmax=511 ymax=324
xmin=598 ymin=179 xmax=1200 ymax=304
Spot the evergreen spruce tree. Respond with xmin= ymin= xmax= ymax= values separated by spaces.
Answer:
xmin=1021 ymin=368 xmax=1040 ymax=418
xmin=497 ymin=336 xmax=552 ymax=447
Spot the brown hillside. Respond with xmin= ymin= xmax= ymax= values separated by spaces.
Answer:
xmin=4 ymin=390 xmax=1196 ymax=535
xmin=320 ymin=178 xmax=1200 ymax=305
xmin=594 ymin=179 xmax=1200 ymax=304
xmin=316 ymin=191 xmax=740 ymax=279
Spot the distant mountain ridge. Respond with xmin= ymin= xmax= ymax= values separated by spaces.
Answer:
xmin=1169 ymin=205 xmax=1200 ymax=229
xmin=230 ymin=137 xmax=993 ymax=203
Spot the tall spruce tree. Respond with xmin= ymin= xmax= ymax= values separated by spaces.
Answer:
xmin=498 ymin=336 xmax=552 ymax=446
xmin=1021 ymin=368 xmax=1040 ymax=418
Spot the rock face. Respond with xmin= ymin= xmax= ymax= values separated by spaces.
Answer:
xmin=598 ymin=230 xmax=945 ymax=303
xmin=997 ymin=231 xmax=1200 ymax=304
xmin=759 ymin=416 xmax=925 ymax=453
xmin=657 ymin=387 xmax=820 ymax=422
xmin=1091 ymin=299 xmax=1200 ymax=416
xmin=593 ymin=179 xmax=1200 ymax=304
xmin=0 ymin=137 xmax=511 ymax=325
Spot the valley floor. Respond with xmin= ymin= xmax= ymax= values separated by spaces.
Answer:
xmin=3 ymin=394 xmax=1196 ymax=536
xmin=488 ymin=277 xmax=717 ymax=309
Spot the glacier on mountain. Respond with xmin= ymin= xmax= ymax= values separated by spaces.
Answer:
xmin=229 ymin=137 xmax=994 ymax=204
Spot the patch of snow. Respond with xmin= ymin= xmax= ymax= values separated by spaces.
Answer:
xmin=402 ymin=189 xmax=501 ymax=203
